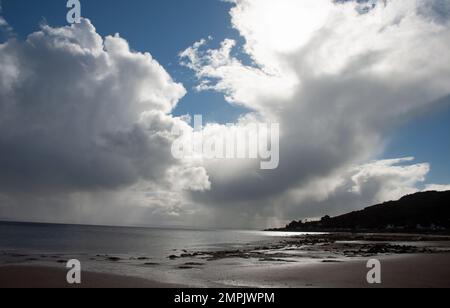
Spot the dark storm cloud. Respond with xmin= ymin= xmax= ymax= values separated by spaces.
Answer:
xmin=182 ymin=0 xmax=450 ymax=227
xmin=0 ymin=19 xmax=187 ymax=194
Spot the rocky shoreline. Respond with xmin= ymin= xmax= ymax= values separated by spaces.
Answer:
xmin=165 ymin=233 xmax=450 ymax=266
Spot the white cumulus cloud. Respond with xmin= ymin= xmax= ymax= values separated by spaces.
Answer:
xmin=0 ymin=19 xmax=210 ymax=226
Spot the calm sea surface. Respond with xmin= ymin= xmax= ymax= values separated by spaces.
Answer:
xmin=0 ymin=221 xmax=304 ymax=258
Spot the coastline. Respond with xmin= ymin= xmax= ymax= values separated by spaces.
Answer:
xmin=2 ymin=228 xmax=450 ymax=288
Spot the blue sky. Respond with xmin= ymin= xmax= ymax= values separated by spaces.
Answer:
xmin=1 ymin=0 xmax=449 ymax=186
xmin=385 ymin=100 xmax=450 ymax=184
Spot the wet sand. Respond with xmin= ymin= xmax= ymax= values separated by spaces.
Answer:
xmin=1 ymin=253 xmax=449 ymax=288
xmin=222 ymin=253 xmax=450 ymax=288
xmin=0 ymin=265 xmax=186 ymax=288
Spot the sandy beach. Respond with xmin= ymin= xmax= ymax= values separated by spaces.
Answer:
xmin=223 ymin=253 xmax=450 ymax=288
xmin=1 ymin=253 xmax=449 ymax=288
xmin=0 ymin=265 xmax=185 ymax=288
